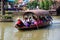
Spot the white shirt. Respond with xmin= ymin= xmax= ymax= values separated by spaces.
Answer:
xmin=8 ymin=5 xmax=11 ymax=8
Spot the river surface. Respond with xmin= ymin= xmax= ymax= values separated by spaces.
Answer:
xmin=0 ymin=16 xmax=60 ymax=40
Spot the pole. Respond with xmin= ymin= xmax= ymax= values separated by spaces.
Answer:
xmin=1 ymin=0 xmax=5 ymax=15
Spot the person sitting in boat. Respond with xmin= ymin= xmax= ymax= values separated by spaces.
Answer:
xmin=46 ymin=15 xmax=53 ymax=24
xmin=29 ymin=17 xmax=35 ymax=25
xmin=38 ymin=16 xmax=43 ymax=25
xmin=41 ymin=16 xmax=47 ymax=23
xmin=16 ymin=19 xmax=25 ymax=28
xmin=46 ymin=15 xmax=53 ymax=21
xmin=32 ymin=15 xmax=38 ymax=26
xmin=23 ymin=16 xmax=31 ymax=27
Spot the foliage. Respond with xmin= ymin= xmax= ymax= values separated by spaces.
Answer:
xmin=43 ymin=0 xmax=49 ymax=10
xmin=6 ymin=12 xmax=13 ymax=14
xmin=39 ymin=0 xmax=44 ymax=9
xmin=49 ymin=0 xmax=53 ymax=6
xmin=2 ymin=15 xmax=13 ymax=19
xmin=27 ymin=0 xmax=53 ymax=10
xmin=4 ymin=16 xmax=12 ymax=19
xmin=39 ymin=0 xmax=53 ymax=10
xmin=27 ymin=0 xmax=38 ymax=9
xmin=6 ymin=12 xmax=14 ymax=17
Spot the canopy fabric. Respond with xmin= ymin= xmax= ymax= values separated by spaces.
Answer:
xmin=24 ymin=9 xmax=49 ymax=16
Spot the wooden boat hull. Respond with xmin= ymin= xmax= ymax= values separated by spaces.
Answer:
xmin=15 ymin=21 xmax=50 ymax=30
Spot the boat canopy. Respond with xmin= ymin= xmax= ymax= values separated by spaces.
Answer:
xmin=23 ymin=9 xmax=49 ymax=16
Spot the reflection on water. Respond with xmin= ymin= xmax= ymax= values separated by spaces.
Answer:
xmin=14 ymin=30 xmax=49 ymax=40
xmin=0 ymin=27 xmax=2 ymax=39
xmin=0 ymin=22 xmax=49 ymax=40
xmin=0 ymin=22 xmax=14 ymax=40
xmin=0 ymin=16 xmax=60 ymax=40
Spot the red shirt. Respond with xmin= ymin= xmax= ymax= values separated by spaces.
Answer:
xmin=16 ymin=21 xmax=21 ymax=25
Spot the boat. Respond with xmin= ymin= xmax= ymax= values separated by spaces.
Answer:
xmin=15 ymin=9 xmax=52 ymax=30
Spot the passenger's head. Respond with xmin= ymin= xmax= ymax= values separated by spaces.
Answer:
xmin=24 ymin=16 xmax=28 ymax=20
xmin=17 ymin=17 xmax=21 ymax=21
xmin=18 ymin=19 xmax=21 ymax=21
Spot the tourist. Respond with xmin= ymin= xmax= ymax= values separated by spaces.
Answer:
xmin=16 ymin=19 xmax=24 ymax=27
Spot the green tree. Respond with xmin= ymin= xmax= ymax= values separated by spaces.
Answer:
xmin=27 ymin=0 xmax=38 ymax=9
xmin=49 ymin=0 xmax=53 ymax=6
xmin=27 ymin=0 xmax=53 ymax=10
xmin=44 ymin=0 xmax=49 ymax=10
xmin=39 ymin=0 xmax=44 ymax=9
xmin=39 ymin=0 xmax=53 ymax=10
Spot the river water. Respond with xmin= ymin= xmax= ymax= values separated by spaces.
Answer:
xmin=0 ymin=16 xmax=60 ymax=40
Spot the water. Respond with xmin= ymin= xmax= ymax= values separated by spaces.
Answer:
xmin=0 ymin=16 xmax=60 ymax=40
